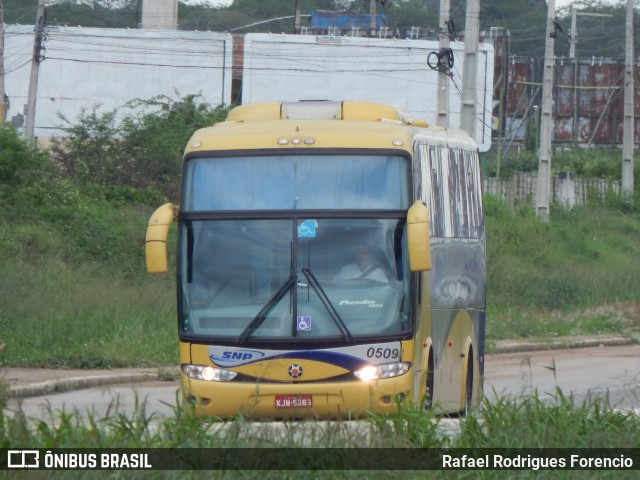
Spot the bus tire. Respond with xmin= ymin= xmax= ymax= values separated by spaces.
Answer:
xmin=462 ymin=347 xmax=474 ymax=416
xmin=424 ymin=350 xmax=434 ymax=410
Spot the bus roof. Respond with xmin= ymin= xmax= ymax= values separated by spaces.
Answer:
xmin=184 ymin=101 xmax=478 ymax=155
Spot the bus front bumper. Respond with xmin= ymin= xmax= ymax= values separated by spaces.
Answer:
xmin=181 ymin=374 xmax=413 ymax=419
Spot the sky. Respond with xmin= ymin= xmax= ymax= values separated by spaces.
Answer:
xmin=554 ymin=0 xmax=609 ymax=11
xmin=181 ymin=0 xmax=623 ymax=13
xmin=181 ymin=0 xmax=233 ymax=6
xmin=181 ymin=0 xmax=624 ymax=11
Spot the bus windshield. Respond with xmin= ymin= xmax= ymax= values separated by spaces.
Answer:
xmin=180 ymin=217 xmax=410 ymax=342
xmin=182 ymin=154 xmax=409 ymax=211
xmin=179 ymin=154 xmax=411 ymax=343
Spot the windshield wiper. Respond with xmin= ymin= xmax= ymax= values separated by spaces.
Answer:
xmin=302 ymin=268 xmax=353 ymax=343
xmin=237 ymin=275 xmax=296 ymax=344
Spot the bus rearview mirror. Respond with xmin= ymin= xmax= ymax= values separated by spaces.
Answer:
xmin=407 ymin=201 xmax=432 ymax=271
xmin=145 ymin=203 xmax=177 ymax=274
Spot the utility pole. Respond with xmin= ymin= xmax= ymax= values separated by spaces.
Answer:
xmin=436 ymin=0 xmax=450 ymax=128
xmin=570 ymin=7 xmax=578 ymax=146
xmin=25 ymin=0 xmax=46 ymax=142
xmin=621 ymin=0 xmax=634 ymax=201
xmin=536 ymin=0 xmax=556 ymax=222
xmin=460 ymin=0 xmax=479 ymax=139
xmin=569 ymin=7 xmax=577 ymax=58
xmin=293 ymin=0 xmax=300 ymax=34
xmin=0 ymin=0 xmax=6 ymax=124
xmin=369 ymin=0 xmax=377 ymax=37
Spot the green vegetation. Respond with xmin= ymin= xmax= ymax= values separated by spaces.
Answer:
xmin=1 ymin=391 xmax=639 ymax=477
xmin=0 ymin=95 xmax=229 ymax=369
xmin=52 ymin=94 xmax=231 ymax=201
xmin=484 ymin=190 xmax=640 ymax=344
xmin=484 ymin=148 xmax=640 ymax=183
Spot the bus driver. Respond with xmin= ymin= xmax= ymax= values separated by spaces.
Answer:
xmin=334 ymin=244 xmax=388 ymax=284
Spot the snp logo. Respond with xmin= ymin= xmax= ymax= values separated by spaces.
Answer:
xmin=7 ymin=450 xmax=40 ymax=469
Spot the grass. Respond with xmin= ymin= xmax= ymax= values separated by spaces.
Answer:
xmin=0 ymin=204 xmax=178 ymax=369
xmin=1 ymin=390 xmax=639 ymax=477
xmin=0 ymin=379 xmax=8 ymax=406
xmin=0 ymin=255 xmax=176 ymax=369
xmin=459 ymin=390 xmax=640 ymax=448
xmin=484 ymin=196 xmax=640 ymax=345
xmin=486 ymin=301 xmax=640 ymax=345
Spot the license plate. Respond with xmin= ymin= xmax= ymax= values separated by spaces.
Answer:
xmin=274 ymin=394 xmax=313 ymax=409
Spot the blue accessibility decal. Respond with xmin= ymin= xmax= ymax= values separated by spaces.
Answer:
xmin=297 ymin=219 xmax=317 ymax=238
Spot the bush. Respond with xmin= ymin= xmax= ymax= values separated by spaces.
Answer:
xmin=483 ymin=150 xmax=539 ymax=178
xmin=0 ymin=126 xmax=48 ymax=202
xmin=52 ymin=94 xmax=231 ymax=200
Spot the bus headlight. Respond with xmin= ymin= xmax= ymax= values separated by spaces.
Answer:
xmin=354 ymin=362 xmax=410 ymax=381
xmin=182 ymin=364 xmax=237 ymax=382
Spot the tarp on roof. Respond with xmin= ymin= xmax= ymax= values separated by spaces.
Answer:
xmin=309 ymin=11 xmax=389 ymax=30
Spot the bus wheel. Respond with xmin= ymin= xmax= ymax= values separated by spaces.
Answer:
xmin=423 ymin=351 xmax=434 ymax=410
xmin=462 ymin=348 xmax=474 ymax=415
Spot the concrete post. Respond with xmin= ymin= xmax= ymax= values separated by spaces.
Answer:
xmin=536 ymin=0 xmax=556 ymax=222
xmin=621 ymin=0 xmax=634 ymax=201
xmin=460 ymin=0 xmax=479 ymax=139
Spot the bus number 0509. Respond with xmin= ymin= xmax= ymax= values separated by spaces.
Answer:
xmin=366 ymin=347 xmax=399 ymax=359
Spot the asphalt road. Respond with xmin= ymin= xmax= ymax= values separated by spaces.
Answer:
xmin=484 ymin=343 xmax=640 ymax=409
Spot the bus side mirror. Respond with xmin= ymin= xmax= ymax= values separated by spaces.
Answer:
xmin=145 ymin=203 xmax=177 ymax=274
xmin=407 ymin=200 xmax=432 ymax=271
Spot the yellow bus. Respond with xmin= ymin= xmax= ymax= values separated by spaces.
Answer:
xmin=145 ymin=100 xmax=485 ymax=418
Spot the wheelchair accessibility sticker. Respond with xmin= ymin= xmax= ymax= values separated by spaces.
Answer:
xmin=297 ymin=219 xmax=317 ymax=238
xmin=297 ymin=316 xmax=312 ymax=331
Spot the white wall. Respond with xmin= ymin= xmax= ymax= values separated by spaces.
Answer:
xmin=242 ymin=34 xmax=494 ymax=152
xmin=3 ymin=25 xmax=233 ymax=138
